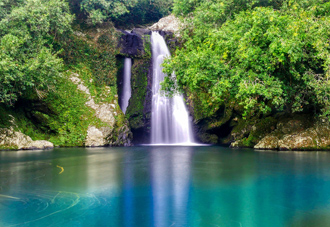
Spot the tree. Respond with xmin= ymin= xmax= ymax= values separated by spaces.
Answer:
xmin=164 ymin=0 xmax=330 ymax=119
xmin=80 ymin=0 xmax=138 ymax=24
xmin=0 ymin=0 xmax=74 ymax=105
xmin=78 ymin=0 xmax=173 ymax=25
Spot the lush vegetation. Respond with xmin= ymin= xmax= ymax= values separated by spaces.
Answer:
xmin=164 ymin=0 xmax=330 ymax=121
xmin=0 ymin=0 xmax=73 ymax=105
xmin=0 ymin=0 xmax=173 ymax=106
xmin=72 ymin=0 xmax=173 ymax=26
xmin=0 ymin=0 xmax=133 ymax=147
xmin=0 ymin=0 xmax=175 ymax=148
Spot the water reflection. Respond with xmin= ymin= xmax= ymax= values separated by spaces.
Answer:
xmin=151 ymin=147 xmax=193 ymax=227
xmin=1 ymin=148 xmax=330 ymax=226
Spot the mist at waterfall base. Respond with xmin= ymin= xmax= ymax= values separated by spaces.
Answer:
xmin=150 ymin=32 xmax=195 ymax=145
xmin=120 ymin=58 xmax=132 ymax=114
xmin=2 ymin=147 xmax=330 ymax=227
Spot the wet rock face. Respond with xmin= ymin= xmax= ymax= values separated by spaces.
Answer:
xmin=109 ymin=124 xmax=133 ymax=147
xmin=118 ymin=30 xmax=145 ymax=57
xmin=125 ymin=57 xmax=152 ymax=144
xmin=132 ymin=28 xmax=151 ymax=37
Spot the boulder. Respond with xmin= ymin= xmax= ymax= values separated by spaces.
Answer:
xmin=254 ymin=118 xmax=330 ymax=150
xmin=85 ymin=126 xmax=112 ymax=147
xmin=254 ymin=135 xmax=279 ymax=149
xmin=149 ymin=15 xmax=182 ymax=34
xmin=25 ymin=140 xmax=54 ymax=150
xmin=0 ymin=127 xmax=54 ymax=150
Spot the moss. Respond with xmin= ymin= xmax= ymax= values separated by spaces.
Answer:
xmin=0 ymin=24 xmax=129 ymax=149
xmin=0 ymin=105 xmax=13 ymax=128
xmin=0 ymin=104 xmax=48 ymax=141
xmin=0 ymin=145 xmax=18 ymax=151
xmin=126 ymin=36 xmax=151 ymax=130
xmin=0 ymin=64 xmax=121 ymax=148
xmin=44 ymin=71 xmax=99 ymax=146
xmin=199 ymin=133 xmax=218 ymax=144
xmin=126 ymin=58 xmax=150 ymax=129
xmin=205 ymin=106 xmax=233 ymax=130
xmin=231 ymin=116 xmax=278 ymax=147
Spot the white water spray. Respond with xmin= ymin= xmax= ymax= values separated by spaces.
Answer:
xmin=121 ymin=58 xmax=132 ymax=114
xmin=151 ymin=32 xmax=195 ymax=145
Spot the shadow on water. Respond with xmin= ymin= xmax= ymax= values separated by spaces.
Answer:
xmin=1 ymin=147 xmax=330 ymax=226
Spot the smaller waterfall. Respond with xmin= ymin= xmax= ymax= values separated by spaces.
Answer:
xmin=121 ymin=58 xmax=132 ymax=114
xmin=151 ymin=32 xmax=195 ymax=145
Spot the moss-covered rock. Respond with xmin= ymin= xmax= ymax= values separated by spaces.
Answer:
xmin=255 ymin=116 xmax=330 ymax=150
xmin=126 ymin=59 xmax=150 ymax=128
xmin=124 ymin=34 xmax=152 ymax=144
xmin=0 ymin=116 xmax=53 ymax=151
xmin=230 ymin=116 xmax=277 ymax=148
xmin=194 ymin=102 xmax=235 ymax=144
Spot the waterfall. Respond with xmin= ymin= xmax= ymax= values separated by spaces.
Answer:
xmin=121 ymin=58 xmax=132 ymax=114
xmin=151 ymin=32 xmax=195 ymax=145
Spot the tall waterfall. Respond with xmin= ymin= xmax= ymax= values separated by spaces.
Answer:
xmin=151 ymin=32 xmax=194 ymax=145
xmin=121 ymin=58 xmax=132 ymax=114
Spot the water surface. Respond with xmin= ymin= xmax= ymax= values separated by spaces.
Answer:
xmin=1 ymin=147 xmax=330 ymax=226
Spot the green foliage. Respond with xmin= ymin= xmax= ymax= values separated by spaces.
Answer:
xmin=113 ymin=0 xmax=173 ymax=27
xmin=57 ymin=27 xmax=119 ymax=87
xmin=44 ymin=69 xmax=104 ymax=146
xmin=165 ymin=0 xmax=330 ymax=120
xmin=81 ymin=0 xmax=138 ymax=23
xmin=0 ymin=103 xmax=51 ymax=141
xmin=0 ymin=0 xmax=128 ymax=147
xmin=125 ymin=36 xmax=151 ymax=128
xmin=126 ymin=58 xmax=150 ymax=129
xmin=0 ymin=0 xmax=73 ymax=105
xmin=76 ymin=0 xmax=172 ymax=26
xmin=172 ymin=0 xmax=202 ymax=17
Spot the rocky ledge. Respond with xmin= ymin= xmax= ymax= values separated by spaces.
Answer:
xmin=0 ymin=127 xmax=54 ymax=150
xmin=254 ymin=117 xmax=330 ymax=151
xmin=148 ymin=15 xmax=181 ymax=34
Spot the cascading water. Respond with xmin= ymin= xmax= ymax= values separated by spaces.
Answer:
xmin=121 ymin=58 xmax=132 ymax=114
xmin=151 ymin=32 xmax=195 ymax=145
